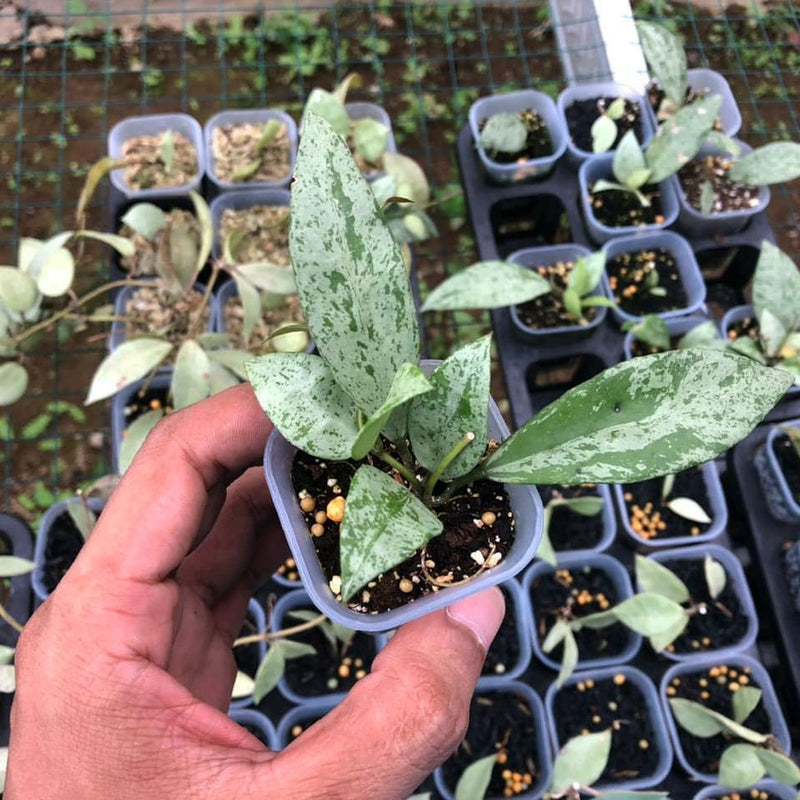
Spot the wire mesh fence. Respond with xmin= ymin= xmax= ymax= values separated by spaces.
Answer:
xmin=0 ymin=0 xmax=798 ymax=519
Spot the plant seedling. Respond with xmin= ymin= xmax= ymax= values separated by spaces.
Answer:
xmin=536 ymin=494 xmax=604 ymax=566
xmin=590 ymin=96 xmax=628 ymax=154
xmin=246 ymin=113 xmax=792 ymax=617
xmin=625 ymin=315 xmax=722 ymax=355
xmin=453 ymin=753 xmax=497 ymax=800
xmin=660 ymin=472 xmax=712 ymax=525
xmin=478 ymin=112 xmax=528 ymax=156
xmin=0 ymin=554 xmax=35 ymax=635
xmin=231 ymin=119 xmax=284 ymax=182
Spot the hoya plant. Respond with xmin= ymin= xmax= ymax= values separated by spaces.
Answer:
xmin=246 ymin=113 xmax=791 ymax=615
xmin=590 ymin=97 xmax=629 ymax=155
xmin=478 ymin=112 xmax=528 ymax=157
xmin=625 ymin=314 xmax=722 ymax=355
xmin=536 ymin=493 xmax=604 ymax=567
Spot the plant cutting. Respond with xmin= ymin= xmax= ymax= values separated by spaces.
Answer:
xmin=536 ymin=487 xmax=607 ymax=566
xmin=229 ymin=599 xmax=266 ymax=709
xmin=246 ymin=113 xmax=791 ymax=629
xmin=477 ymin=110 xmax=553 ymax=164
xmin=624 ymin=315 xmax=722 ymax=358
xmin=211 ymin=116 xmax=292 ymax=185
xmin=119 ymin=128 xmax=198 ymax=192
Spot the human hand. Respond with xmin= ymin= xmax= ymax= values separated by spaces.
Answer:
xmin=7 ymin=384 xmax=504 ymax=799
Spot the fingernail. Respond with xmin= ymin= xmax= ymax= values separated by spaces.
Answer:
xmin=446 ymin=587 xmax=505 ymax=652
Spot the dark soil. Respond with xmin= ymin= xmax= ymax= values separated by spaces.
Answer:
xmin=630 ymin=333 xmax=681 ymax=357
xmin=589 ymin=184 xmax=665 ymax=228
xmin=274 ymin=557 xmax=302 ymax=584
xmin=553 ymin=673 xmax=660 ymax=784
xmin=620 ymin=468 xmax=713 ymax=541
xmin=702 ymin=792 xmax=782 ymax=800
xmin=483 ymin=584 xmax=521 ymax=677
xmin=773 ymin=433 xmax=800 ymax=503
xmin=680 ymin=155 xmax=762 ymax=214
xmin=538 ymin=484 xmax=606 ymax=551
xmin=668 ymin=663 xmax=772 ymax=774
xmin=606 ymin=248 xmax=687 ymax=316
xmin=42 ymin=509 xmax=89 ymax=593
xmin=565 ymin=97 xmax=645 ymax=152
xmin=530 ymin=565 xmax=631 ymax=662
xmin=440 ymin=690 xmax=542 ymax=798
xmin=282 ymin=606 xmax=378 ymax=696
xmin=727 ymin=315 xmax=760 ymax=344
xmin=234 ymin=609 xmax=262 ymax=681
xmin=291 ymin=441 xmax=515 ymax=614
xmin=123 ymin=385 xmax=171 ymax=427
xmin=479 ymin=109 xmax=553 ymax=163
xmin=240 ymin=721 xmax=271 ymax=747
xmin=514 ymin=261 xmax=598 ymax=329
xmin=661 ymin=558 xmax=749 ymax=655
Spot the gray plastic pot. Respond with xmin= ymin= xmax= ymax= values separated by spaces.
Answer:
xmin=204 ymin=108 xmax=297 ymax=193
xmin=263 ymin=361 xmax=544 ymax=633
xmin=661 ymin=653 xmax=791 ymax=784
xmin=601 ymin=230 xmax=706 ymax=326
xmin=613 ymin=461 xmax=728 ymax=549
xmin=276 ymin=695 xmax=341 ymax=748
xmin=108 ymin=112 xmax=204 ymax=199
xmin=579 ymin=153 xmax=680 ymax=244
xmin=647 ymin=544 xmax=758 ymax=661
xmin=228 ymin=708 xmax=279 ymax=751
xmin=32 ymin=497 xmax=105 ymax=603
xmin=675 ymin=141 xmax=770 ymax=239
xmin=508 ymin=244 xmax=610 ymax=346
xmin=545 ymin=665 xmax=673 ymax=792
xmin=468 ymin=89 xmax=568 ymax=184
xmin=523 ymin=552 xmax=641 ymax=673
xmin=693 ymin=780 xmax=798 ymax=800
xmin=755 ymin=420 xmax=800 ymax=523
xmin=272 ymin=588 xmax=387 ymax=706
xmin=0 ymin=514 xmax=34 ymax=646
xmin=623 ymin=314 xmax=717 ymax=360
xmin=478 ymin=579 xmax=534 ymax=684
xmin=557 ymin=81 xmax=655 ymax=168
xmin=230 ymin=598 xmax=267 ymax=710
xmin=209 ymin=187 xmax=292 ymax=260
xmin=434 ymin=679 xmax=552 ymax=800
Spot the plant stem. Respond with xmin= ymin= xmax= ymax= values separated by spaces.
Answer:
xmin=233 ymin=613 xmax=326 ymax=647
xmin=429 ymin=461 xmax=487 ymax=507
xmin=0 ymin=601 xmax=23 ymax=634
xmin=423 ymin=432 xmax=475 ymax=501
xmin=189 ymin=262 xmax=221 ymax=338
xmin=375 ymin=450 xmax=418 ymax=487
xmin=396 ymin=438 xmax=415 ymax=471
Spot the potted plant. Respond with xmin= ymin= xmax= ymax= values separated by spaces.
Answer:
xmin=623 ymin=315 xmax=721 ymax=360
xmin=578 ymin=96 xmax=721 ymax=243
xmin=107 ymin=113 xmax=205 ymax=197
xmin=245 ymin=114 xmax=791 ymax=632
xmin=479 ymin=580 xmax=533 ymax=683
xmin=230 ymin=598 xmax=267 ymax=710
xmin=0 ymin=515 xmax=34 ymax=646
xmin=204 ymin=108 xmax=297 ymax=191
xmin=692 ymin=781 xmax=798 ymax=800
xmin=754 ymin=421 xmax=800 ymax=523
xmin=468 ymin=89 xmax=568 ymax=184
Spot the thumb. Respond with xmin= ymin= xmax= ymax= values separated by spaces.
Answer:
xmin=255 ymin=587 xmax=505 ymax=800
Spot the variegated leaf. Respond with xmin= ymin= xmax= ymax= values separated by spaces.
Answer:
xmin=752 ymin=241 xmax=800 ymax=335
xmin=171 ymin=340 xmax=211 ymax=410
xmin=118 ymin=408 xmax=163 ymax=473
xmin=85 ymin=338 xmax=172 ymax=405
xmin=549 ymin=729 xmax=612 ymax=795
xmin=728 ymin=142 xmax=800 ymax=186
xmin=637 ymin=21 xmax=688 ymax=107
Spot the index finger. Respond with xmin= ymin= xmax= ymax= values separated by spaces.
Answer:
xmin=78 ymin=384 xmax=274 ymax=584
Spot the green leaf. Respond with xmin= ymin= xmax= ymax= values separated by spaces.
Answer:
xmin=560 ymin=496 xmax=605 ymax=516
xmin=270 ymin=323 xmax=310 ymax=353
xmin=290 ymin=114 xmax=419 ymax=416
xmin=454 ymin=754 xmax=497 ymax=800
xmin=0 ymin=646 xmax=15 ymax=666
xmin=207 ymin=348 xmax=250 ymax=380
xmin=631 ymin=315 xmax=671 ymax=352
xmin=637 ymin=21 xmax=688 ymax=107
xmin=118 ymin=409 xmax=163 ymax=473
xmin=121 ymin=203 xmax=167 ymax=240
xmin=85 ymin=338 xmax=173 ymax=405
xmin=171 ymin=340 xmax=211 ymax=410
xmin=635 ymin=555 xmax=690 ymax=604
xmin=669 ymin=698 xmax=769 ymax=744
xmin=0 ymin=363 xmax=28 ymax=406
xmin=706 ymin=131 xmax=742 ymax=157
xmin=339 ymin=464 xmax=443 ymax=600
xmin=760 ymin=309 xmax=789 ymax=359
xmin=351 ymin=363 xmax=431 ymax=459
xmin=303 ymin=88 xmax=351 ymax=136
xmin=236 ymin=261 xmax=297 ymax=295
xmin=190 ymin=191 xmax=213 ymax=288
xmin=700 ymin=180 xmax=715 ymax=217
xmin=562 ymin=287 xmax=583 ymax=319
xmin=612 ymin=592 xmax=688 ymax=638
xmin=728 ymin=336 xmax=766 ymax=364
xmin=592 ymin=179 xmax=632 ymax=195
xmin=667 ymin=496 xmax=712 ymax=524
xmin=704 ymin=555 xmax=726 ymax=599
xmin=614 ymin=130 xmax=650 ymax=190
xmin=76 ymin=230 xmax=135 ymax=258
xmin=557 ymin=627 xmax=579 ymax=687
xmin=246 ymin=353 xmax=359 ymax=460
xmin=231 ymin=670 xmax=255 ymax=700
xmin=352 ymin=118 xmax=390 ymax=164
xmin=21 ymin=413 xmax=51 ymax=439
xmin=719 ymin=744 xmax=766 ymax=789
xmin=161 ymin=129 xmax=175 ymax=173
xmin=408 ymin=336 xmax=491 ymax=480
xmin=591 ymin=114 xmax=618 ymax=154
xmin=646 ymin=95 xmax=723 ymax=183
xmin=752 ymin=242 xmax=800 ymax=336
xmin=422 ymin=261 xmax=551 ymax=312
xmin=606 ymin=98 xmax=627 ymax=120
xmin=754 ymin=748 xmax=800 ymax=786
xmin=542 ymin=618 xmax=570 ymax=653
xmin=0 ymin=555 xmax=35 ymax=577
xmin=208 ymin=362 xmax=240 ymax=394
xmin=478 ymin=112 xmax=527 ymax=155
xmin=728 ymin=142 xmax=800 ymax=185
xmin=569 ymin=251 xmax=606 ymax=299
xmin=484 ymin=349 xmax=791 ymax=485
xmin=382 ymin=152 xmax=430 ymax=204
xmin=0 ymin=268 xmax=38 ymax=313
xmin=234 ymin=274 xmax=261 ymax=343
xmin=537 ymin=506 xmax=557 ymax=567
xmin=732 ymin=686 xmax=763 ymax=725
xmin=253 ymin=647 xmax=284 ymax=703
xmin=199 ymin=332 xmax=229 ymax=349
xmin=549 ymin=729 xmax=612 ymax=795
xmin=679 ymin=321 xmax=723 ymax=350
xmin=66 ymin=498 xmax=96 ymax=541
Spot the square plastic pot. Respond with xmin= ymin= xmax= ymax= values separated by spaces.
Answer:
xmin=522 ymin=552 xmax=641 ymax=673
xmin=622 ymin=314 xmax=717 ymax=360
xmin=579 ymin=153 xmax=680 ymax=244
xmin=204 ymin=108 xmax=297 ymax=192
xmin=108 ymin=113 xmax=204 ymax=199
xmin=601 ymin=231 xmax=706 ymax=326
xmin=271 ymin=588 xmax=388 ymax=706
xmin=661 ymin=654 xmax=791 ymax=784
xmin=613 ymin=461 xmax=728 ymax=549
xmin=209 ymin=187 xmax=292 ymax=260
xmin=675 ymin=141 xmax=770 ymax=239
xmin=545 ymin=665 xmax=673 ymax=793
xmin=557 ymin=81 xmax=655 ymax=168
xmin=693 ymin=780 xmax=798 ymax=800
xmin=434 ymin=679 xmax=552 ymax=800
xmin=508 ymin=244 xmax=610 ymax=345
xmin=32 ymin=497 xmax=105 ymax=603
xmin=228 ymin=708 xmax=279 ymax=751
xmin=230 ymin=598 xmax=267 ymax=710
xmin=647 ymin=544 xmax=758 ymax=661
xmin=468 ymin=90 xmax=568 ymax=184
xmin=263 ymin=361 xmax=544 ymax=633
xmin=755 ymin=420 xmax=800 ymax=523
xmin=276 ymin=696 xmax=341 ymax=748
xmin=0 ymin=514 xmax=34 ymax=647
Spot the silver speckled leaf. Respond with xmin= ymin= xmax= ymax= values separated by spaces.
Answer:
xmin=752 ymin=241 xmax=800 ymax=335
